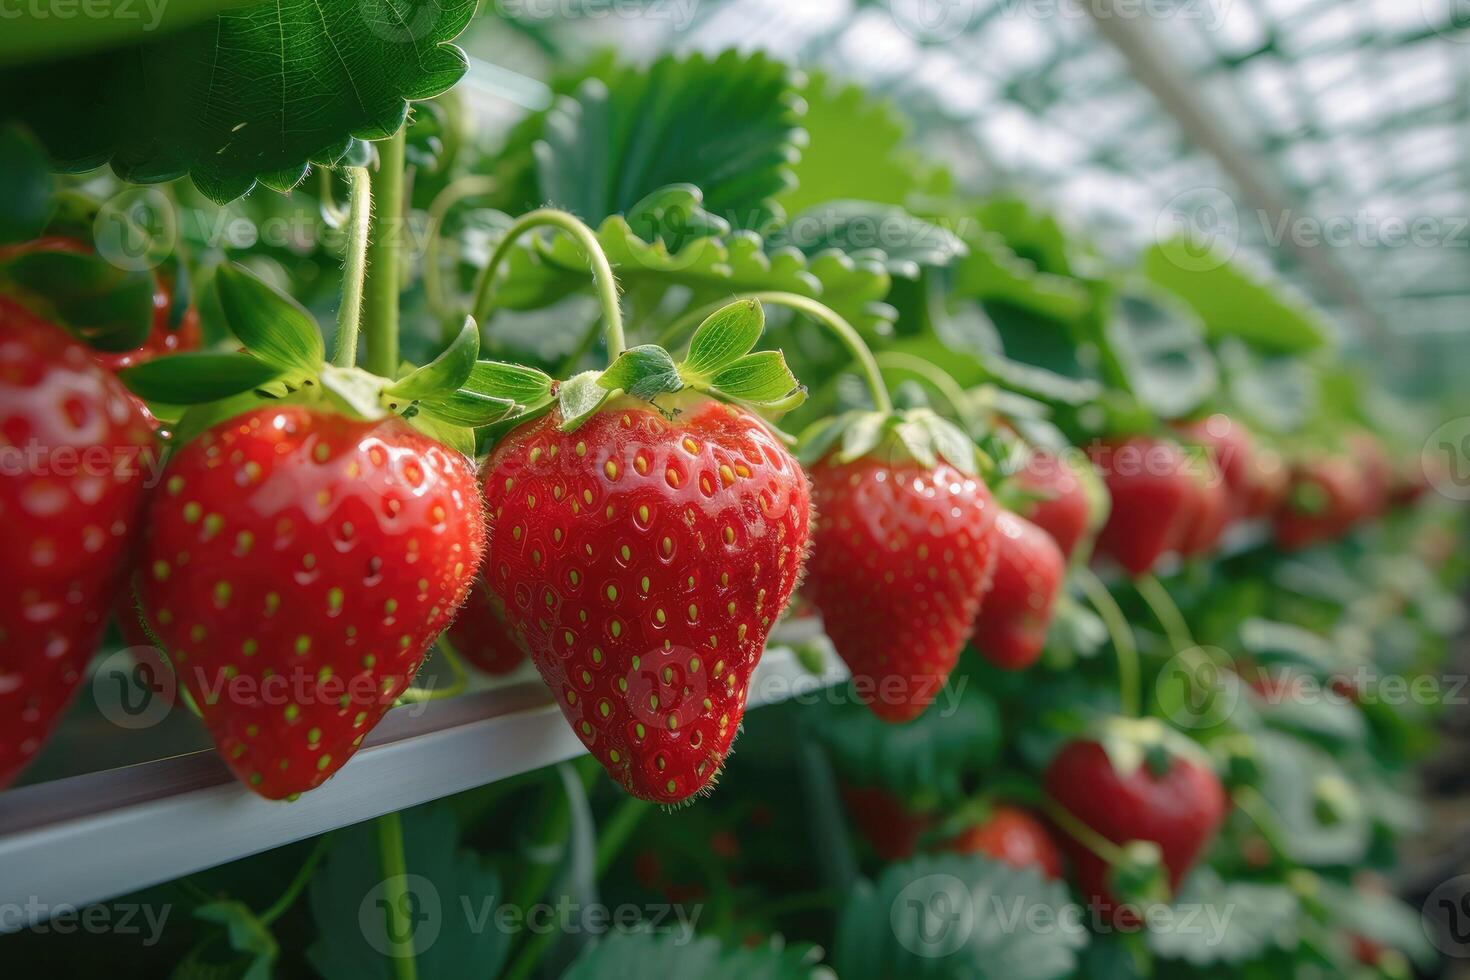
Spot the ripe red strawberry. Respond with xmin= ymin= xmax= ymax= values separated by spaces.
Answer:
xmin=807 ymin=458 xmax=998 ymax=722
xmin=137 ymin=405 xmax=484 ymax=799
xmin=971 ymin=509 xmax=1063 ymax=671
xmin=840 ymin=783 xmax=933 ymax=861
xmin=945 ymin=805 xmax=1064 ymax=879
xmin=1044 ymin=738 xmax=1226 ymax=919
xmin=1013 ymin=449 xmax=1095 ymax=560
xmin=1273 ymin=455 xmax=1365 ymax=552
xmin=445 ymin=577 xmax=530 ymax=677
xmin=1177 ymin=466 xmax=1230 ymax=559
xmin=1345 ymin=430 xmax=1392 ymax=521
xmin=481 ymin=399 xmax=811 ymax=803
xmin=1 ymin=302 xmax=154 ymax=787
xmin=1089 ymin=436 xmax=1196 ymax=576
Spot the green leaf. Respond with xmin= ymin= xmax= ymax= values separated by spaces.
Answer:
xmin=1 ymin=0 xmax=476 ymax=204
xmin=952 ymin=232 xmax=1091 ymax=323
xmin=598 ymin=345 xmax=684 ymax=401
xmin=1104 ymin=284 xmax=1218 ymax=419
xmin=683 ymin=299 xmax=765 ymax=380
xmin=563 ymin=930 xmax=826 ymax=979
xmin=838 ymin=411 xmax=890 ymax=463
xmin=707 ymin=352 xmax=803 ymax=407
xmin=316 ymin=365 xmax=391 ymax=422
xmin=1143 ymin=240 xmax=1330 ymax=353
xmin=308 ymin=804 xmax=509 ymax=980
xmin=1253 ymin=731 xmax=1370 ymax=866
xmin=558 ymin=370 xmax=613 ymax=431
xmin=516 ymin=50 xmax=804 ymax=231
xmin=774 ymin=200 xmax=968 ymax=279
xmin=3 ymin=250 xmax=155 ymax=352
xmin=214 ymin=263 xmax=325 ymax=374
xmin=918 ymin=412 xmax=978 ymax=473
xmin=834 ymin=854 xmax=1087 ymax=980
xmin=408 ymin=414 xmax=476 ymax=458
xmin=490 ymin=189 xmax=896 ymax=338
xmin=193 ymin=900 xmax=278 ymax=980
xmin=804 ymin=680 xmax=1001 ymax=806
xmin=1147 ymin=869 xmax=1298 ymax=966
xmin=120 ymin=352 xmax=283 ymax=404
xmin=1313 ymin=879 xmax=1436 ymax=969
xmin=0 ymin=123 xmax=51 ymax=244
xmin=462 ymin=360 xmax=555 ymax=406
xmin=387 ymin=317 xmax=479 ymax=400
xmin=776 ymin=73 xmax=943 ymax=215
xmin=416 ymin=389 xmax=515 ymax=427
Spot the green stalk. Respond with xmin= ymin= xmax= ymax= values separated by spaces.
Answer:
xmin=422 ymin=174 xmax=498 ymax=319
xmin=468 ymin=208 xmax=625 ymax=360
xmin=594 ymin=796 xmax=651 ymax=879
xmin=875 ymin=350 xmax=978 ymax=429
xmin=332 ymin=167 xmax=372 ymax=368
xmin=1039 ymin=796 xmax=1129 ymax=867
xmin=260 ymin=833 xmax=333 ymax=926
xmin=397 ymin=635 xmax=468 ymax=704
xmin=1135 ymin=574 xmax=1195 ymax=653
xmin=364 ymin=127 xmax=407 ymax=378
xmin=661 ymin=291 xmax=892 ymax=413
xmin=1074 ymin=567 xmax=1142 ymax=718
xmin=375 ymin=811 xmax=418 ymax=980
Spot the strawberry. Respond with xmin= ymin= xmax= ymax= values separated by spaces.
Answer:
xmin=1013 ymin=448 xmax=1098 ymax=560
xmin=806 ymin=456 xmax=998 ymax=721
xmin=445 ymin=576 xmax=529 ymax=677
xmin=136 ymin=405 xmax=485 ymax=799
xmin=1176 ymin=465 xmax=1231 ymax=559
xmin=1 ymin=303 xmax=154 ymax=787
xmin=1044 ymin=736 xmax=1226 ymax=920
xmin=971 ymin=509 xmax=1063 ymax=671
xmin=1273 ymin=455 xmax=1365 ymax=552
xmin=480 ymin=399 xmax=811 ymax=803
xmin=945 ymin=804 xmax=1064 ymax=879
xmin=840 ymin=783 xmax=934 ymax=861
xmin=1089 ymin=436 xmax=1197 ymax=576
xmin=1345 ymin=429 xmax=1392 ymax=521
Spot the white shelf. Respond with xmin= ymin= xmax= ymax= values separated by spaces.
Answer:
xmin=0 ymin=623 xmax=845 ymax=927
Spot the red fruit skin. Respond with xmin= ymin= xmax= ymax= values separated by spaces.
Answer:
xmin=1273 ymin=456 xmax=1365 ymax=552
xmin=1014 ymin=449 xmax=1092 ymax=560
xmin=1089 ymin=437 xmax=1196 ymax=576
xmin=481 ymin=401 xmax=811 ymax=803
xmin=971 ymin=510 xmax=1063 ymax=671
xmin=840 ymin=783 xmax=933 ymax=861
xmin=1044 ymin=740 xmax=1226 ymax=920
xmin=137 ymin=407 xmax=484 ymax=800
xmin=446 ymin=576 xmax=529 ymax=677
xmin=0 ymin=303 xmax=154 ymax=787
xmin=1177 ymin=470 xmax=1231 ymax=559
xmin=807 ymin=458 xmax=999 ymax=722
xmin=946 ymin=805 xmax=1064 ymax=880
xmin=1345 ymin=430 xmax=1392 ymax=521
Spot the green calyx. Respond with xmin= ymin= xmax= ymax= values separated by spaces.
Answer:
xmin=117 ymin=263 xmax=520 ymax=455
xmin=549 ymin=297 xmax=806 ymax=434
xmin=799 ymin=405 xmax=986 ymax=477
xmin=1092 ymin=715 xmax=1214 ymax=781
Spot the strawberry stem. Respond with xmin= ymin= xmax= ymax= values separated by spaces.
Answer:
xmin=363 ymin=126 xmax=407 ymax=377
xmin=1231 ymin=785 xmax=1291 ymax=859
xmin=874 ymin=350 xmax=980 ymax=432
xmin=332 ymin=166 xmax=372 ymax=369
xmin=374 ymin=811 xmax=419 ymax=980
xmin=1135 ymin=574 xmax=1196 ymax=654
xmin=397 ymin=636 xmax=469 ymax=704
xmin=469 ymin=208 xmax=625 ymax=360
xmin=259 ymin=832 xmax=333 ymax=925
xmin=662 ymin=291 xmax=892 ymax=413
xmin=1074 ymin=567 xmax=1142 ymax=718
xmin=422 ymin=174 xmax=497 ymax=321
xmin=1039 ymin=795 xmax=1130 ymax=867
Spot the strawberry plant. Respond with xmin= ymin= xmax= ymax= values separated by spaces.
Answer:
xmin=1 ymin=12 xmax=1465 ymax=980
